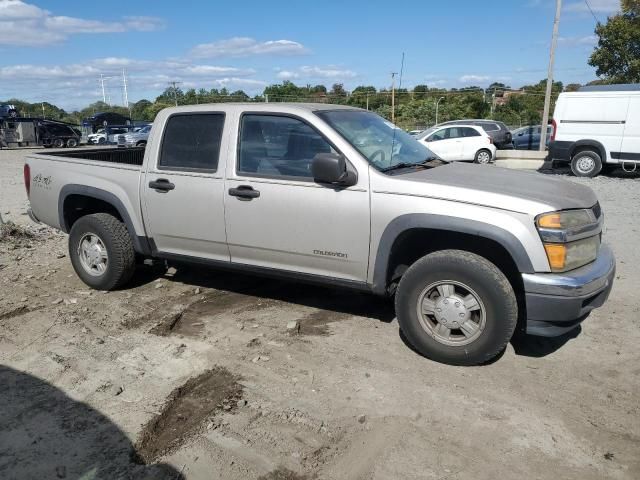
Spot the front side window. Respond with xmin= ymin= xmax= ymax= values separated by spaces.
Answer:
xmin=427 ymin=129 xmax=447 ymax=142
xmin=159 ymin=113 xmax=224 ymax=172
xmin=317 ymin=110 xmax=438 ymax=171
xmin=238 ymin=114 xmax=334 ymax=179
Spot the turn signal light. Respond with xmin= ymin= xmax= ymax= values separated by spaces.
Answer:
xmin=544 ymin=243 xmax=566 ymax=270
xmin=538 ymin=213 xmax=562 ymax=228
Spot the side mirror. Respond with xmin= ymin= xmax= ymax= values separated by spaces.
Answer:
xmin=311 ymin=153 xmax=356 ymax=187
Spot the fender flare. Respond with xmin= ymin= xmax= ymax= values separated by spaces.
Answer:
xmin=371 ymin=213 xmax=535 ymax=295
xmin=569 ymin=140 xmax=607 ymax=162
xmin=58 ymin=184 xmax=151 ymax=255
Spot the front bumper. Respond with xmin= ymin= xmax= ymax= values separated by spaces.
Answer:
xmin=522 ymin=244 xmax=615 ymax=336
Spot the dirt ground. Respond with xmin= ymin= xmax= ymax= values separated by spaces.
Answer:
xmin=1 ymin=147 xmax=639 ymax=480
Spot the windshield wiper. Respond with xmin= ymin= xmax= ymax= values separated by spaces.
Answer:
xmin=379 ymin=157 xmax=439 ymax=173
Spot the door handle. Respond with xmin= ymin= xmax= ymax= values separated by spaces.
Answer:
xmin=149 ymin=179 xmax=175 ymax=191
xmin=229 ymin=185 xmax=260 ymax=200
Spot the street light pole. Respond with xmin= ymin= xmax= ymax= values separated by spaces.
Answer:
xmin=435 ymin=97 xmax=445 ymax=125
xmin=539 ymin=0 xmax=562 ymax=151
xmin=391 ymin=72 xmax=397 ymax=124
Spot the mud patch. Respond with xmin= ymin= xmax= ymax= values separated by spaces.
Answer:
xmin=134 ymin=367 xmax=243 ymax=464
xmin=298 ymin=310 xmax=350 ymax=336
xmin=257 ymin=466 xmax=311 ymax=480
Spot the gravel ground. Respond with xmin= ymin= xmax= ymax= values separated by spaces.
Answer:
xmin=1 ymin=147 xmax=639 ymax=480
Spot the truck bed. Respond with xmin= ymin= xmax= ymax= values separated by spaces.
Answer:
xmin=45 ymin=147 xmax=145 ymax=166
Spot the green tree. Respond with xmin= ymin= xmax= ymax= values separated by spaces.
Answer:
xmin=589 ymin=0 xmax=640 ymax=83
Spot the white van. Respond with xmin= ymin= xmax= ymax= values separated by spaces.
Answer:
xmin=549 ymin=84 xmax=640 ymax=177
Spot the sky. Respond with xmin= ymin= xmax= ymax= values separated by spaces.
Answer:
xmin=0 ymin=0 xmax=623 ymax=111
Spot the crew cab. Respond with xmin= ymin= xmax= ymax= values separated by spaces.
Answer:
xmin=24 ymin=104 xmax=615 ymax=365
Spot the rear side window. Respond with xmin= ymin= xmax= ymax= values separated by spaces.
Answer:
xmin=461 ymin=127 xmax=480 ymax=137
xmin=479 ymin=122 xmax=499 ymax=131
xmin=159 ymin=114 xmax=225 ymax=172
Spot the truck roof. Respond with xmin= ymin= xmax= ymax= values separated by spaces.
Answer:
xmin=161 ymin=102 xmax=365 ymax=115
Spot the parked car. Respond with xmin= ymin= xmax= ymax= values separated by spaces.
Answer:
xmin=119 ymin=124 xmax=152 ymax=147
xmin=37 ymin=121 xmax=81 ymax=148
xmin=87 ymin=126 xmax=130 ymax=144
xmin=0 ymin=104 xmax=19 ymax=119
xmin=82 ymin=112 xmax=131 ymax=133
xmin=416 ymin=125 xmax=496 ymax=163
xmin=549 ymin=84 xmax=640 ymax=177
xmin=24 ymin=103 xmax=615 ymax=366
xmin=436 ymin=119 xmax=513 ymax=149
xmin=512 ymin=125 xmax=553 ymax=150
xmin=408 ymin=129 xmax=423 ymax=137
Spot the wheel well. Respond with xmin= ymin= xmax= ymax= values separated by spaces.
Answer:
xmin=570 ymin=143 xmax=605 ymax=162
xmin=62 ymin=194 xmax=123 ymax=231
xmin=386 ymin=228 xmax=524 ymax=297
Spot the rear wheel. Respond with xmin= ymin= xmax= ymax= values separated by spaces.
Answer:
xmin=69 ymin=213 xmax=136 ymax=290
xmin=395 ymin=250 xmax=517 ymax=365
xmin=571 ymin=150 xmax=602 ymax=177
xmin=474 ymin=149 xmax=492 ymax=164
xmin=66 ymin=138 xmax=78 ymax=148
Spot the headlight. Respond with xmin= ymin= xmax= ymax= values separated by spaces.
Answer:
xmin=543 ymin=236 xmax=600 ymax=272
xmin=536 ymin=208 xmax=602 ymax=272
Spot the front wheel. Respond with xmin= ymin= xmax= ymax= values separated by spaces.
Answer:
xmin=69 ymin=213 xmax=136 ymax=290
xmin=52 ymin=138 xmax=65 ymax=148
xmin=66 ymin=138 xmax=78 ymax=148
xmin=474 ymin=149 xmax=492 ymax=164
xmin=395 ymin=250 xmax=517 ymax=365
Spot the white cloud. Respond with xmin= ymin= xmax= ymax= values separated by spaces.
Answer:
xmin=276 ymin=70 xmax=300 ymax=80
xmin=459 ymin=74 xmax=491 ymax=83
xmin=565 ymin=0 xmax=620 ymax=13
xmin=299 ymin=65 xmax=357 ymax=79
xmin=0 ymin=0 xmax=165 ymax=46
xmin=190 ymin=37 xmax=307 ymax=58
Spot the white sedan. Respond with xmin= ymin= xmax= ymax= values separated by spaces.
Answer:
xmin=416 ymin=125 xmax=496 ymax=163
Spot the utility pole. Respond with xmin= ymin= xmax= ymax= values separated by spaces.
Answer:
xmin=391 ymin=72 xmax=397 ymax=124
xmin=100 ymin=74 xmax=106 ymax=104
xmin=540 ymin=0 xmax=562 ymax=151
xmin=366 ymin=93 xmax=369 ymax=111
xmin=41 ymin=103 xmax=45 ymax=119
xmin=168 ymin=81 xmax=181 ymax=106
xmin=435 ymin=97 xmax=445 ymax=125
xmin=122 ymin=69 xmax=129 ymax=108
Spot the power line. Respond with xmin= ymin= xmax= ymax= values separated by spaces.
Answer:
xmin=584 ymin=0 xmax=602 ymax=23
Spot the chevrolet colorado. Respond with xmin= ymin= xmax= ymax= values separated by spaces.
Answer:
xmin=24 ymin=104 xmax=615 ymax=365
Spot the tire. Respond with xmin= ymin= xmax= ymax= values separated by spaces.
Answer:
xmin=571 ymin=150 xmax=602 ymax=177
xmin=474 ymin=149 xmax=492 ymax=164
xmin=136 ymin=141 xmax=147 ymax=147
xmin=395 ymin=250 xmax=517 ymax=366
xmin=68 ymin=213 xmax=136 ymax=290
xmin=98 ymin=137 xmax=106 ymax=144
xmin=66 ymin=138 xmax=78 ymax=148
xmin=52 ymin=138 xmax=65 ymax=148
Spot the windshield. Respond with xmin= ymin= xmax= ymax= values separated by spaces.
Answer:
xmin=316 ymin=110 xmax=439 ymax=171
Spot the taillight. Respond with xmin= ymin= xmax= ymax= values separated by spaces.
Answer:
xmin=24 ymin=164 xmax=30 ymax=198
xmin=551 ymin=119 xmax=557 ymax=142
xmin=488 ymin=137 xmax=493 ymax=144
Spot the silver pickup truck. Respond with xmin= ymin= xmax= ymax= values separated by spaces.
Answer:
xmin=24 ymin=103 xmax=615 ymax=365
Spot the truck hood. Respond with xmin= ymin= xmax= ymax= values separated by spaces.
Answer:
xmin=384 ymin=162 xmax=598 ymax=214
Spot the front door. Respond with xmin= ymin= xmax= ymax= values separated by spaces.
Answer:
xmin=224 ymin=113 xmax=370 ymax=282
xmin=141 ymin=112 xmax=230 ymax=261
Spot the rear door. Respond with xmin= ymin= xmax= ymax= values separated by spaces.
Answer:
xmin=619 ymin=95 xmax=640 ymax=163
xmin=141 ymin=112 xmax=230 ymax=261
xmin=460 ymin=127 xmax=483 ymax=159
